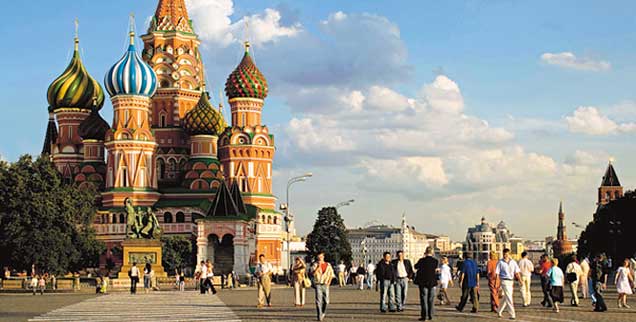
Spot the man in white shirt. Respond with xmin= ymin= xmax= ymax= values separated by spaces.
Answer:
xmin=391 ymin=250 xmax=414 ymax=312
xmin=517 ymin=252 xmax=534 ymax=307
xmin=337 ymin=262 xmax=346 ymax=287
xmin=565 ymin=256 xmax=583 ymax=306
xmin=366 ymin=260 xmax=376 ymax=290
xmin=255 ymin=254 xmax=273 ymax=308
xmin=495 ymin=248 xmax=521 ymax=320
xmin=199 ymin=260 xmax=208 ymax=294
xmin=129 ymin=262 xmax=139 ymax=294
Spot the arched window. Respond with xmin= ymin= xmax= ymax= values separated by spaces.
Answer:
xmin=164 ymin=212 xmax=173 ymax=223
xmin=176 ymin=212 xmax=185 ymax=223
xmin=606 ymin=191 xmax=611 ymax=201
xmin=267 ymin=216 xmax=272 ymax=224
xmin=157 ymin=158 xmax=165 ymax=180
xmin=615 ymin=191 xmax=620 ymax=199
xmin=119 ymin=213 xmax=125 ymax=223
xmin=160 ymin=113 xmax=167 ymax=127
xmin=112 ymin=214 xmax=117 ymax=223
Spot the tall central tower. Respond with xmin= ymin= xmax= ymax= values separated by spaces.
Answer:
xmin=141 ymin=0 xmax=205 ymax=186
xmin=102 ymin=21 xmax=160 ymax=207
xmin=552 ymin=201 xmax=573 ymax=256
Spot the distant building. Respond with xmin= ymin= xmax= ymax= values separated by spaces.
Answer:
xmin=347 ymin=215 xmax=429 ymax=265
xmin=552 ymin=201 xmax=574 ymax=257
xmin=464 ymin=217 xmax=523 ymax=269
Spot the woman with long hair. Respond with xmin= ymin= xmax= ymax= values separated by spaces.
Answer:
xmin=291 ymin=257 xmax=307 ymax=306
xmin=144 ymin=262 xmax=152 ymax=294
xmin=615 ymin=258 xmax=634 ymax=308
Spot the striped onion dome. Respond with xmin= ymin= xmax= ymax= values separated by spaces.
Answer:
xmin=225 ymin=42 xmax=268 ymax=100
xmin=78 ymin=108 xmax=110 ymax=141
xmin=104 ymin=31 xmax=157 ymax=97
xmin=47 ymin=37 xmax=105 ymax=112
xmin=183 ymin=89 xmax=227 ymax=136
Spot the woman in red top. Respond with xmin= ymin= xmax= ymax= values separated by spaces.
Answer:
xmin=486 ymin=251 xmax=500 ymax=312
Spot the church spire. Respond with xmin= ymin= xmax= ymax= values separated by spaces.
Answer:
xmin=151 ymin=0 xmax=192 ymax=33
xmin=598 ymin=160 xmax=624 ymax=206
xmin=557 ymin=201 xmax=566 ymax=241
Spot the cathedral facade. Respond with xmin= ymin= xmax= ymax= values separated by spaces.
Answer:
xmin=42 ymin=0 xmax=282 ymax=275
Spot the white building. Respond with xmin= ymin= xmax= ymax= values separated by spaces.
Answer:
xmin=347 ymin=216 xmax=429 ymax=265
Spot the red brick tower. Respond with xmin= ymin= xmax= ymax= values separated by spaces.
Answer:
xmin=598 ymin=161 xmax=623 ymax=206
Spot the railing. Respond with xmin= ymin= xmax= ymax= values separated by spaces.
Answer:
xmin=94 ymin=223 xmax=196 ymax=235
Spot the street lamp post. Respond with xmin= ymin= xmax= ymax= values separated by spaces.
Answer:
xmin=282 ymin=173 xmax=312 ymax=278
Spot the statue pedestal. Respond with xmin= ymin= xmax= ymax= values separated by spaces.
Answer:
xmin=117 ymin=239 xmax=167 ymax=279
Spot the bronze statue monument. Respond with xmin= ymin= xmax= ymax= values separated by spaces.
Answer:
xmin=125 ymin=198 xmax=161 ymax=239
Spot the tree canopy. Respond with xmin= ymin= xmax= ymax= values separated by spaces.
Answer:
xmin=577 ymin=190 xmax=636 ymax=266
xmin=162 ymin=235 xmax=194 ymax=274
xmin=305 ymin=207 xmax=352 ymax=265
xmin=0 ymin=155 xmax=104 ymax=275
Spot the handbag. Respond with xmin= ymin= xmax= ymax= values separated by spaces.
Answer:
xmin=566 ymin=272 xmax=578 ymax=283
xmin=303 ymin=277 xmax=312 ymax=288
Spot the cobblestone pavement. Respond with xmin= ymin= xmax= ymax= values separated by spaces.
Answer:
xmin=218 ymin=279 xmax=636 ymax=322
xmin=0 ymin=293 xmax=97 ymax=322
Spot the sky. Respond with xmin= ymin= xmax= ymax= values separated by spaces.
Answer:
xmin=2 ymin=0 xmax=636 ymax=241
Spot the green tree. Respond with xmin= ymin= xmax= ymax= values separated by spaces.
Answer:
xmin=577 ymin=190 xmax=636 ymax=267
xmin=305 ymin=207 xmax=352 ymax=265
xmin=0 ymin=155 xmax=104 ymax=275
xmin=162 ymin=235 xmax=194 ymax=274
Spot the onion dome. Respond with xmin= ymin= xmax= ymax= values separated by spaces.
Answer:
xmin=78 ymin=100 xmax=110 ymax=141
xmin=183 ymin=88 xmax=227 ymax=136
xmin=225 ymin=42 xmax=268 ymax=100
xmin=47 ymin=37 xmax=105 ymax=112
xmin=104 ymin=27 xmax=157 ymax=97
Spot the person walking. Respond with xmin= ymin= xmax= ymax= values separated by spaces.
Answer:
xmin=539 ymin=254 xmax=553 ymax=307
xmin=30 ymin=275 xmax=38 ymax=295
xmin=392 ymin=250 xmax=414 ymax=311
xmin=366 ymin=260 xmax=376 ymax=290
xmin=486 ymin=251 xmax=500 ymax=312
xmin=580 ymin=257 xmax=590 ymax=300
xmin=376 ymin=252 xmax=397 ymax=313
xmin=194 ymin=262 xmax=201 ymax=291
xmin=455 ymin=252 xmax=479 ymax=314
xmin=349 ymin=263 xmax=358 ymax=286
xmin=546 ymin=258 xmax=565 ymax=313
xmin=615 ymin=258 xmax=633 ymax=308
xmin=128 ymin=262 xmax=139 ymax=294
xmin=199 ymin=260 xmax=208 ymax=294
xmin=255 ymin=254 xmax=273 ymax=308
xmin=496 ymin=248 xmax=521 ymax=320
xmin=356 ymin=265 xmax=366 ymax=290
xmin=312 ymin=252 xmax=334 ymax=321
xmin=591 ymin=254 xmax=608 ymax=312
xmin=414 ymin=247 xmax=438 ymax=321
xmin=337 ymin=261 xmax=346 ymax=287
xmin=143 ymin=262 xmax=152 ymax=294
xmin=292 ymin=257 xmax=307 ymax=307
xmin=518 ymin=251 xmax=533 ymax=307
xmin=565 ymin=256 xmax=582 ymax=306
xmin=438 ymin=256 xmax=453 ymax=305
xmin=205 ymin=261 xmax=217 ymax=294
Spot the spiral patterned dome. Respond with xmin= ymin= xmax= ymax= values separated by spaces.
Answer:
xmin=183 ymin=91 xmax=227 ymax=136
xmin=78 ymin=108 xmax=110 ymax=141
xmin=47 ymin=38 xmax=105 ymax=112
xmin=104 ymin=32 xmax=157 ymax=97
xmin=225 ymin=42 xmax=268 ymax=100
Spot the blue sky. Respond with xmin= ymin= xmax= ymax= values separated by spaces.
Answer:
xmin=2 ymin=0 xmax=636 ymax=240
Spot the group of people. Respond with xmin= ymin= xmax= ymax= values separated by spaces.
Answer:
xmin=336 ymin=261 xmax=376 ymax=290
xmin=127 ymin=262 xmax=159 ymax=294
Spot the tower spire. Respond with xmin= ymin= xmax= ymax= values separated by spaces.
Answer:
xmin=152 ymin=0 xmax=192 ymax=33
xmin=129 ymin=13 xmax=136 ymax=45
xmin=74 ymin=18 xmax=79 ymax=51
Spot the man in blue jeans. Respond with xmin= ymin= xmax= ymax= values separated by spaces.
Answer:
xmin=456 ymin=252 xmax=480 ymax=314
xmin=312 ymin=252 xmax=334 ymax=321
xmin=414 ymin=247 xmax=439 ymax=321
xmin=392 ymin=250 xmax=414 ymax=311
xmin=375 ymin=252 xmax=397 ymax=312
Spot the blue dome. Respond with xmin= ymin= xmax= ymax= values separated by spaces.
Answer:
xmin=104 ymin=32 xmax=157 ymax=97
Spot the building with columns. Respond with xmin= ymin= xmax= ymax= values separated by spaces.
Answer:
xmin=42 ymin=0 xmax=282 ymax=275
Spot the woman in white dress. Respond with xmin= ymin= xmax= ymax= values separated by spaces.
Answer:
xmin=615 ymin=258 xmax=634 ymax=308
xmin=438 ymin=256 xmax=453 ymax=305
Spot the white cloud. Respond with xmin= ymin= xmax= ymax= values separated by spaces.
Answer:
xmin=420 ymin=75 xmax=464 ymax=114
xmin=359 ymin=157 xmax=449 ymax=188
xmin=186 ymin=0 xmax=301 ymax=47
xmin=287 ymin=118 xmax=355 ymax=152
xmin=541 ymin=52 xmax=611 ymax=72
xmin=565 ymin=106 xmax=636 ymax=135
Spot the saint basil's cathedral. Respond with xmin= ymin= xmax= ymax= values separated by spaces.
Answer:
xmin=42 ymin=0 xmax=282 ymax=275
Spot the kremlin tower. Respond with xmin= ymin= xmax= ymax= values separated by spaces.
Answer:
xmin=598 ymin=161 xmax=623 ymax=206
xmin=552 ymin=201 xmax=573 ymax=257
xmin=43 ymin=0 xmax=283 ymax=273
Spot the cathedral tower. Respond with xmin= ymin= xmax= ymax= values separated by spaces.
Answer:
xmin=46 ymin=25 xmax=104 ymax=182
xmin=141 ymin=0 xmax=205 ymax=186
xmin=102 ymin=19 xmax=160 ymax=207
xmin=219 ymin=42 xmax=276 ymax=210
xmin=598 ymin=161 xmax=623 ymax=206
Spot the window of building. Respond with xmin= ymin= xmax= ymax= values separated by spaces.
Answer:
xmin=164 ymin=212 xmax=173 ymax=223
xmin=119 ymin=213 xmax=125 ymax=223
xmin=176 ymin=212 xmax=185 ymax=223
xmin=112 ymin=214 xmax=117 ymax=223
